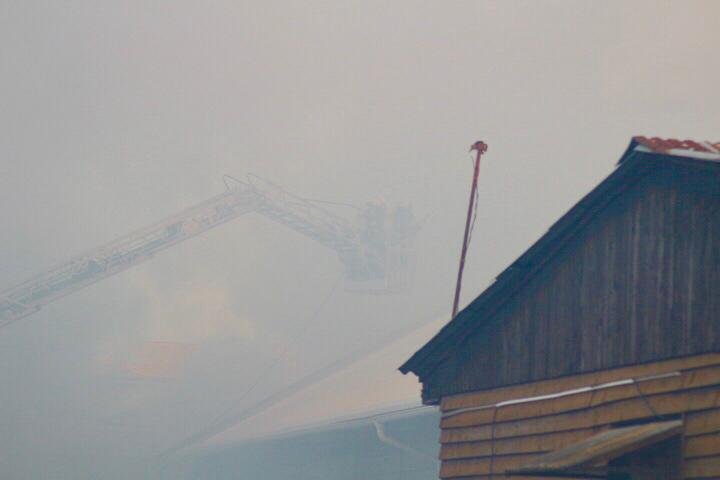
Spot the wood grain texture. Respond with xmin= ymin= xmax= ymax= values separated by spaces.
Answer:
xmin=441 ymin=363 xmax=720 ymax=428
xmin=506 ymin=421 xmax=683 ymax=474
xmin=440 ymin=427 xmax=605 ymax=460
xmin=441 ymin=353 xmax=720 ymax=412
xmin=422 ymin=165 xmax=720 ymax=400
xmin=685 ymin=434 xmax=720 ymax=458
xmin=684 ymin=455 xmax=720 ymax=479
xmin=686 ymin=409 xmax=720 ymax=435
xmin=441 ymin=386 xmax=720 ymax=443
xmin=439 ymin=454 xmax=540 ymax=478
xmin=427 ymin=163 xmax=720 ymax=480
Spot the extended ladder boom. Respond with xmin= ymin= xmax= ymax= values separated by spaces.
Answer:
xmin=0 ymin=183 xmax=258 ymax=327
xmin=1 ymin=176 xmax=416 ymax=328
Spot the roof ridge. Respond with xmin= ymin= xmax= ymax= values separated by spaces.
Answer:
xmin=633 ymin=136 xmax=720 ymax=155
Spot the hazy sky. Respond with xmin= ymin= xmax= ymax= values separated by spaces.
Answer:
xmin=1 ymin=1 xmax=719 ymax=478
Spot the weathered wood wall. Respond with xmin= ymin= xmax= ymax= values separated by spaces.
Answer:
xmin=422 ymin=163 xmax=720 ymax=400
xmin=437 ymin=353 xmax=720 ymax=479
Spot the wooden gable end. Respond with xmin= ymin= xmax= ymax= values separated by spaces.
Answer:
xmin=422 ymin=161 xmax=720 ymax=402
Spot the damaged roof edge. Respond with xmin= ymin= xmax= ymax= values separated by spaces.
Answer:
xmin=399 ymin=137 xmax=719 ymax=379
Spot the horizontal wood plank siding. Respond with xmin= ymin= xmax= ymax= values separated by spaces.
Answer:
xmin=442 ymin=386 xmax=720 ymax=443
xmin=686 ymin=409 xmax=720 ymax=435
xmin=439 ymin=454 xmax=540 ymax=478
xmin=436 ymin=356 xmax=720 ymax=479
xmin=685 ymin=435 xmax=720 ymax=458
xmin=441 ymin=363 xmax=720 ymax=429
xmin=440 ymin=427 xmax=605 ymax=460
xmin=441 ymin=353 xmax=720 ymax=412
xmin=684 ymin=456 xmax=720 ymax=479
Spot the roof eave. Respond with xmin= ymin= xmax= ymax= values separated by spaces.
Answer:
xmin=399 ymin=138 xmax=693 ymax=379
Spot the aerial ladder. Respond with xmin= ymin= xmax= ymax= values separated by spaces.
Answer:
xmin=0 ymin=175 xmax=417 ymax=328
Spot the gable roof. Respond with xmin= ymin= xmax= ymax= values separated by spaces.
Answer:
xmin=400 ymin=137 xmax=720 ymax=379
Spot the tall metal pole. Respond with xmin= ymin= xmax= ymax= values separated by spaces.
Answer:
xmin=452 ymin=141 xmax=488 ymax=318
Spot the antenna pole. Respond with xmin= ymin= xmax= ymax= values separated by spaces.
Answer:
xmin=452 ymin=141 xmax=488 ymax=319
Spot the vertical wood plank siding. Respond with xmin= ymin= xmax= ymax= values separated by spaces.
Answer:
xmin=422 ymin=164 xmax=720 ymax=399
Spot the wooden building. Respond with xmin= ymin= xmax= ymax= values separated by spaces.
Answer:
xmin=400 ymin=137 xmax=720 ymax=480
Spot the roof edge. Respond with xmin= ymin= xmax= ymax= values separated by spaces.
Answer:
xmin=400 ymin=137 xmax=720 ymax=380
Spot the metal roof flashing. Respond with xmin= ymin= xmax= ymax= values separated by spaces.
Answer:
xmin=629 ymin=136 xmax=720 ymax=162
xmin=634 ymin=144 xmax=720 ymax=162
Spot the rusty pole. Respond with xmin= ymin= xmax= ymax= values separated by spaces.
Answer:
xmin=451 ymin=141 xmax=488 ymax=319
